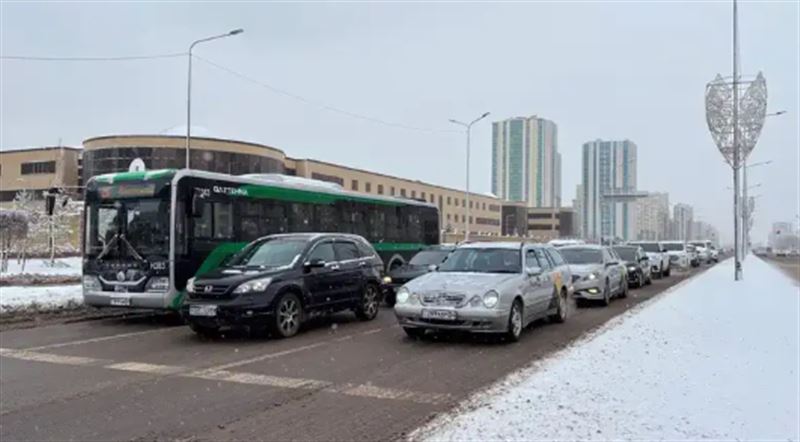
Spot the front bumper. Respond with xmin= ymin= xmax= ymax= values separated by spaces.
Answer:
xmin=571 ymin=279 xmax=604 ymax=300
xmin=181 ymin=298 xmax=274 ymax=328
xmin=83 ymin=289 xmax=175 ymax=309
xmin=394 ymin=304 xmax=508 ymax=333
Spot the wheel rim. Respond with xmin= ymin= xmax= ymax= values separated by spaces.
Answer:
xmin=511 ymin=304 xmax=522 ymax=337
xmin=363 ymin=285 xmax=378 ymax=317
xmin=278 ymin=298 xmax=300 ymax=335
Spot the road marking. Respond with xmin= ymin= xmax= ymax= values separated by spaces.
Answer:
xmin=26 ymin=328 xmax=177 ymax=351
xmin=106 ymin=362 xmax=185 ymax=375
xmin=188 ymin=370 xmax=331 ymax=390
xmin=0 ymin=348 xmax=104 ymax=366
xmin=361 ymin=328 xmax=384 ymax=336
xmin=333 ymin=383 xmax=451 ymax=405
xmin=202 ymin=341 xmax=328 ymax=372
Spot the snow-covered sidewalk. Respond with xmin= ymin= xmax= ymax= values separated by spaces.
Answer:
xmin=0 ymin=284 xmax=83 ymax=313
xmin=0 ymin=257 xmax=82 ymax=277
xmin=419 ymin=257 xmax=800 ymax=441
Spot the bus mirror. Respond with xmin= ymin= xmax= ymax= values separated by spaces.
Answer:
xmin=190 ymin=192 xmax=206 ymax=218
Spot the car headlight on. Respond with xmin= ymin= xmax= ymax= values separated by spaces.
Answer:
xmin=483 ymin=290 xmax=499 ymax=308
xmin=82 ymin=275 xmax=101 ymax=291
xmin=145 ymin=276 xmax=169 ymax=292
xmin=233 ymin=277 xmax=272 ymax=294
xmin=396 ymin=287 xmax=410 ymax=304
xmin=382 ymin=276 xmax=392 ymax=284
xmin=627 ymin=266 xmax=637 ymax=272
xmin=186 ymin=277 xmax=196 ymax=293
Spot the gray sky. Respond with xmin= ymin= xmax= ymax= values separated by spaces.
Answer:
xmin=2 ymin=1 xmax=798 ymax=244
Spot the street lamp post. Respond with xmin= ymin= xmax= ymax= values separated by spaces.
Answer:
xmin=449 ymin=112 xmax=490 ymax=242
xmin=186 ymin=29 xmax=244 ymax=169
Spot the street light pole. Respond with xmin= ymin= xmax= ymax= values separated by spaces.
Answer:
xmin=449 ymin=112 xmax=490 ymax=242
xmin=186 ymin=29 xmax=244 ymax=169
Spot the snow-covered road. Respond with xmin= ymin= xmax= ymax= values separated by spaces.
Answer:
xmin=419 ymin=257 xmax=800 ymax=441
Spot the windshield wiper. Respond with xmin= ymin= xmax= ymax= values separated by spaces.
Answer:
xmin=118 ymin=234 xmax=146 ymax=264
xmin=95 ymin=233 xmax=119 ymax=262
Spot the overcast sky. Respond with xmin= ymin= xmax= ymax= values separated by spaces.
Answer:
xmin=1 ymin=1 xmax=798 ymax=244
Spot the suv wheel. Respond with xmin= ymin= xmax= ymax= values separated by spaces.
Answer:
xmin=505 ymin=300 xmax=524 ymax=342
xmin=619 ymin=278 xmax=629 ymax=298
xmin=664 ymin=265 xmax=671 ymax=277
xmin=355 ymin=283 xmax=380 ymax=321
xmin=271 ymin=293 xmax=303 ymax=338
xmin=601 ymin=281 xmax=611 ymax=306
xmin=549 ymin=288 xmax=568 ymax=323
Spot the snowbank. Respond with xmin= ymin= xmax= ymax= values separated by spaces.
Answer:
xmin=419 ymin=258 xmax=800 ymax=441
xmin=0 ymin=257 xmax=82 ymax=277
xmin=0 ymin=284 xmax=83 ymax=313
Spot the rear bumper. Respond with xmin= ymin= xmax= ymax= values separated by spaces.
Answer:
xmin=394 ymin=305 xmax=508 ymax=332
xmin=83 ymin=290 xmax=174 ymax=309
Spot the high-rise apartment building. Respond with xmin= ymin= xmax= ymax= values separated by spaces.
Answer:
xmin=573 ymin=184 xmax=583 ymax=238
xmin=672 ymin=203 xmax=694 ymax=241
xmin=634 ymin=192 xmax=670 ymax=240
xmin=580 ymin=139 xmax=638 ymax=241
xmin=491 ymin=116 xmax=561 ymax=208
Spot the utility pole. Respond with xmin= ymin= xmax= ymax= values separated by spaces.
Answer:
xmin=732 ymin=0 xmax=742 ymax=280
xmin=448 ymin=112 xmax=490 ymax=242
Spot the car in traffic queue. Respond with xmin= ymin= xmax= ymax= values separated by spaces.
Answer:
xmin=559 ymin=245 xmax=628 ymax=306
xmin=708 ymin=244 xmax=720 ymax=262
xmin=661 ymin=241 xmax=692 ymax=269
xmin=686 ymin=244 xmax=701 ymax=267
xmin=689 ymin=240 xmax=715 ymax=264
xmin=627 ymin=241 xmax=672 ymax=278
xmin=393 ymin=242 xmax=570 ymax=342
xmin=182 ymin=233 xmax=383 ymax=338
xmin=382 ymin=245 xmax=455 ymax=306
xmin=612 ymin=245 xmax=652 ymax=288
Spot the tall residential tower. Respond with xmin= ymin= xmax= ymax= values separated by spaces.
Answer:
xmin=491 ymin=116 xmax=561 ymax=208
xmin=581 ymin=139 xmax=638 ymax=241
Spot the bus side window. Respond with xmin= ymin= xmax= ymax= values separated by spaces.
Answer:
xmin=213 ymin=202 xmax=233 ymax=239
xmin=368 ymin=207 xmax=384 ymax=242
xmin=240 ymin=201 xmax=261 ymax=240
xmin=315 ymin=204 xmax=338 ymax=233
xmin=263 ymin=202 xmax=287 ymax=234
xmin=193 ymin=202 xmax=213 ymax=238
xmin=289 ymin=203 xmax=312 ymax=232
xmin=385 ymin=207 xmax=400 ymax=242
xmin=176 ymin=201 xmax=188 ymax=254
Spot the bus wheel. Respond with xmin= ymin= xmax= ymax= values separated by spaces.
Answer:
xmin=190 ymin=323 xmax=220 ymax=338
xmin=355 ymin=283 xmax=380 ymax=321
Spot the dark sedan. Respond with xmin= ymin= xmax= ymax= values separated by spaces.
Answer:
xmin=383 ymin=245 xmax=454 ymax=306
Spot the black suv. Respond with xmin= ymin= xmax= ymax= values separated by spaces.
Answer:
xmin=383 ymin=245 xmax=454 ymax=306
xmin=182 ymin=233 xmax=384 ymax=338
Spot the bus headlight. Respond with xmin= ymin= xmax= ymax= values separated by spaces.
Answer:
xmin=483 ymin=290 xmax=499 ymax=308
xmin=233 ymin=277 xmax=272 ymax=294
xmin=396 ymin=287 xmax=410 ymax=304
xmin=145 ymin=277 xmax=169 ymax=292
xmin=186 ymin=277 xmax=196 ymax=293
xmin=82 ymin=275 xmax=101 ymax=291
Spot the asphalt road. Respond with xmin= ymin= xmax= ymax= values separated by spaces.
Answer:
xmin=0 ymin=264 xmax=714 ymax=442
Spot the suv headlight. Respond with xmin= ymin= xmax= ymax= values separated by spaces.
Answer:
xmin=483 ymin=290 xmax=499 ymax=308
xmin=145 ymin=276 xmax=169 ymax=292
xmin=233 ymin=277 xmax=272 ymax=294
xmin=82 ymin=275 xmax=101 ymax=291
xmin=186 ymin=277 xmax=196 ymax=293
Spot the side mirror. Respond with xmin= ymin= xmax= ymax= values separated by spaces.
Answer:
xmin=526 ymin=266 xmax=543 ymax=277
xmin=190 ymin=191 xmax=206 ymax=218
xmin=304 ymin=258 xmax=326 ymax=270
xmin=427 ymin=264 xmax=438 ymax=272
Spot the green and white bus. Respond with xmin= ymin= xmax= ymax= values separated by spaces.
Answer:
xmin=82 ymin=169 xmax=439 ymax=310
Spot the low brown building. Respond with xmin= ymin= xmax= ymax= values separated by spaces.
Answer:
xmin=0 ymin=146 xmax=82 ymax=201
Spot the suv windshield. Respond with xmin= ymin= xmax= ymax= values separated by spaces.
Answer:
xmin=662 ymin=243 xmax=685 ymax=251
xmin=230 ymin=238 xmax=307 ymax=269
xmin=409 ymin=250 xmax=450 ymax=266
xmin=86 ymin=198 xmax=170 ymax=256
xmin=560 ymin=248 xmax=603 ymax=264
xmin=630 ymin=243 xmax=659 ymax=252
xmin=613 ymin=247 xmax=637 ymax=261
xmin=437 ymin=248 xmax=521 ymax=274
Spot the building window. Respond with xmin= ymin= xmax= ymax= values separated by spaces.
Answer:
xmin=21 ymin=161 xmax=56 ymax=175
xmin=447 ymin=196 xmax=452 ymax=205
xmin=469 ymin=216 xmax=473 ymax=224
xmin=421 ymin=192 xmax=426 ymax=200
xmin=462 ymin=199 xmax=466 ymax=207
xmin=438 ymin=195 xmax=443 ymax=207
xmin=400 ymin=189 xmax=407 ymax=197
xmin=462 ymin=215 xmax=466 ymax=222
xmin=470 ymin=201 xmax=474 ymax=209
xmin=411 ymin=190 xmax=416 ymax=198
xmin=377 ymin=184 xmax=384 ymax=195
xmin=365 ymin=182 xmax=371 ymax=193
xmin=447 ymin=214 xmax=451 ymax=221
xmin=352 ymin=180 xmax=359 ymax=191
xmin=311 ymin=172 xmax=344 ymax=186
xmin=430 ymin=194 xmax=435 ymax=203
xmin=482 ymin=202 xmax=486 ymax=211
xmin=391 ymin=186 xmax=396 ymax=196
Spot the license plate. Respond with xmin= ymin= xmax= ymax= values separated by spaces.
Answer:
xmin=110 ymin=296 xmax=131 ymax=306
xmin=190 ymin=304 xmax=217 ymax=317
xmin=421 ymin=309 xmax=456 ymax=321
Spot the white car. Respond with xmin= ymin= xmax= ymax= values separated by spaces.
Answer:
xmin=689 ymin=241 xmax=713 ymax=264
xmin=662 ymin=241 xmax=692 ymax=269
xmin=628 ymin=241 xmax=672 ymax=278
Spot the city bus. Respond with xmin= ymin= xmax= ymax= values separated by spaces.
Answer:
xmin=82 ymin=169 xmax=439 ymax=310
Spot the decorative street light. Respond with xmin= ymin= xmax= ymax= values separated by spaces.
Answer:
xmin=186 ymin=29 xmax=244 ymax=169
xmin=449 ymin=112 xmax=490 ymax=241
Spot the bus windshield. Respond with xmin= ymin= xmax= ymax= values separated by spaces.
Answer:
xmin=86 ymin=198 xmax=170 ymax=257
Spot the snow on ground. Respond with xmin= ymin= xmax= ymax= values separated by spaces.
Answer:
xmin=419 ymin=257 xmax=800 ymax=441
xmin=0 ymin=284 xmax=83 ymax=313
xmin=0 ymin=257 xmax=82 ymax=277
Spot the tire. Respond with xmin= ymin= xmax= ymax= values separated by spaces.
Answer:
xmin=504 ymin=300 xmax=524 ymax=342
xmin=634 ymin=272 xmax=643 ymax=288
xmin=403 ymin=327 xmax=426 ymax=339
xmin=646 ymin=272 xmax=653 ymax=285
xmin=270 ymin=292 xmax=303 ymax=338
xmin=619 ymin=277 xmax=628 ymax=299
xmin=190 ymin=323 xmax=219 ymax=338
xmin=355 ymin=283 xmax=380 ymax=321
xmin=663 ymin=265 xmax=671 ymax=277
xmin=549 ymin=288 xmax=568 ymax=323
xmin=383 ymin=290 xmax=396 ymax=308
xmin=600 ymin=281 xmax=611 ymax=306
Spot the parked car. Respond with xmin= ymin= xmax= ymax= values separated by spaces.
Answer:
xmin=708 ymin=244 xmax=720 ymax=262
xmin=689 ymin=241 xmax=714 ymax=264
xmin=628 ymin=241 xmax=671 ymax=278
xmin=662 ymin=241 xmax=692 ymax=269
xmin=686 ymin=244 xmax=701 ymax=267
xmin=393 ymin=242 xmax=570 ymax=342
xmin=382 ymin=245 xmax=455 ymax=306
xmin=613 ymin=245 xmax=652 ymax=288
xmin=559 ymin=245 xmax=628 ymax=307
xmin=182 ymin=233 xmax=383 ymax=338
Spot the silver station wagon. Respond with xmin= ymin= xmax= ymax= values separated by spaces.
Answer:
xmin=393 ymin=242 xmax=571 ymax=341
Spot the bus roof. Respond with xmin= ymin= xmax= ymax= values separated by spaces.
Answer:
xmin=87 ymin=168 xmax=437 ymax=209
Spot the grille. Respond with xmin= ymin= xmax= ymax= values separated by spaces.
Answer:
xmin=192 ymin=284 xmax=230 ymax=298
xmin=421 ymin=293 xmax=466 ymax=307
